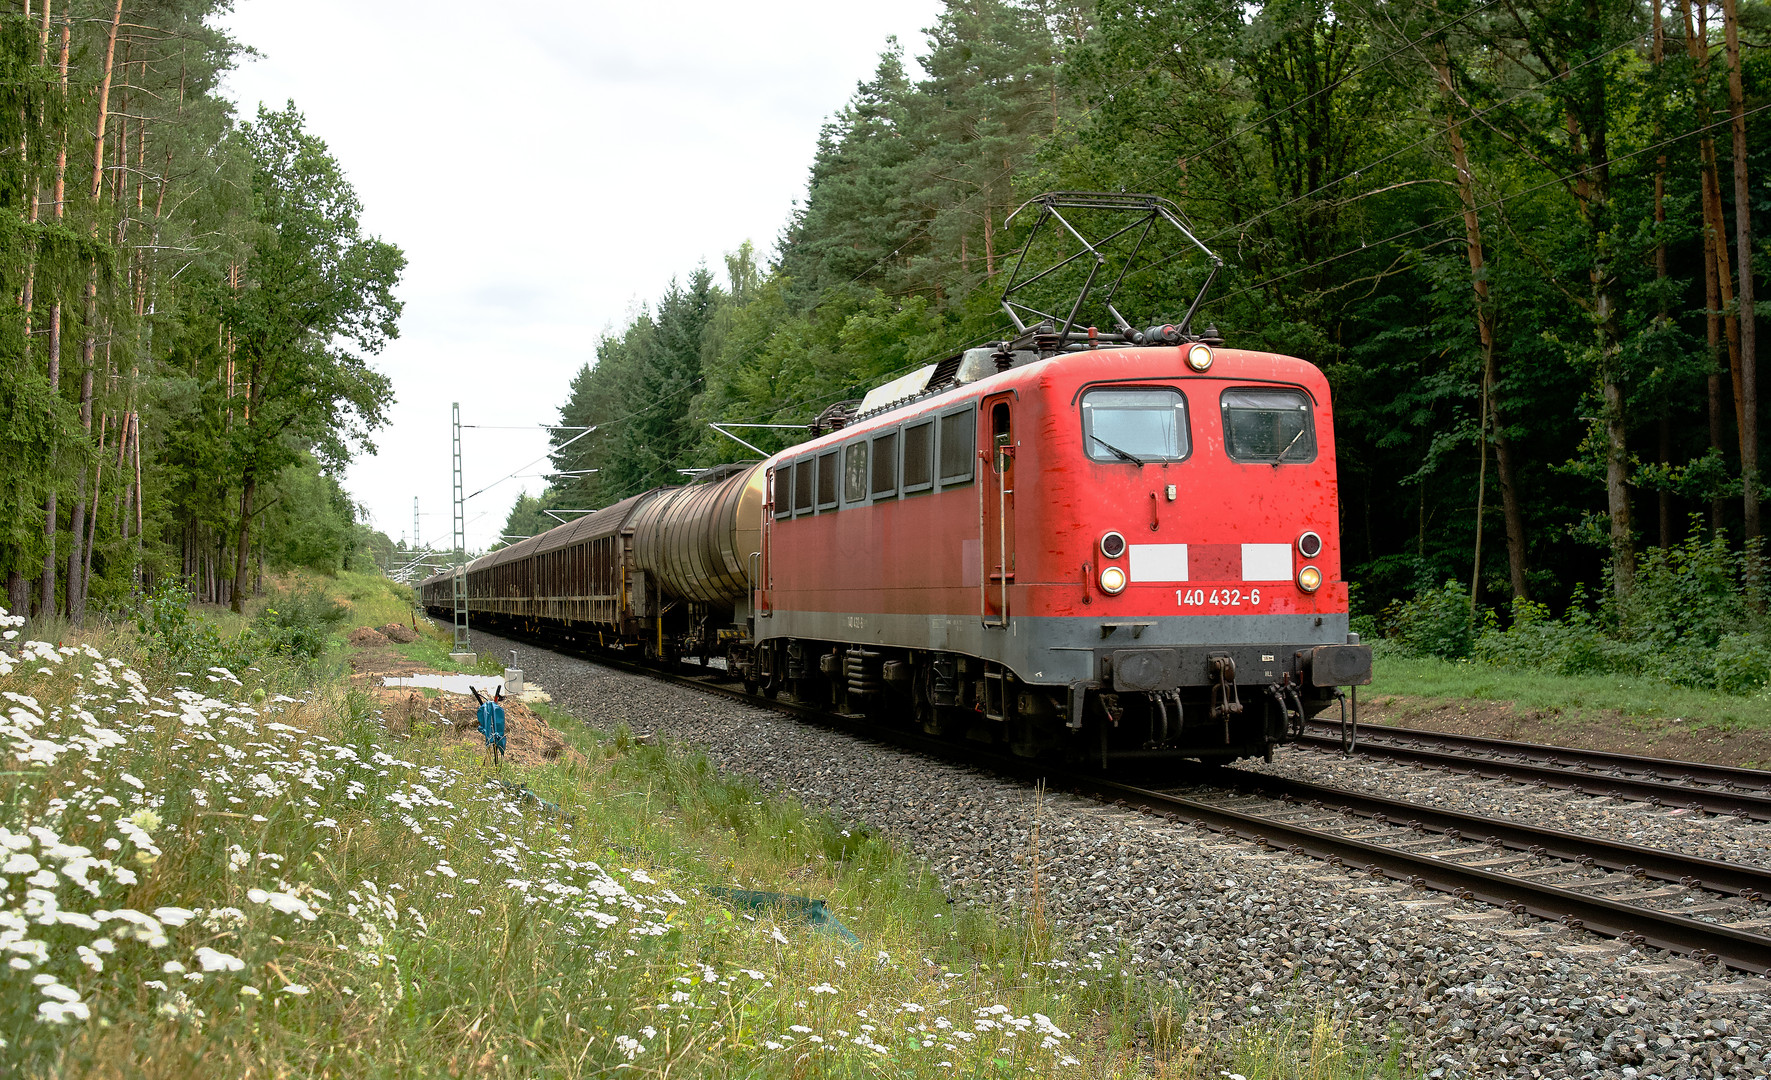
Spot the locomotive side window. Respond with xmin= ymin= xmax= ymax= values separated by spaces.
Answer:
xmin=772 ymin=466 xmax=791 ymax=519
xmin=1221 ymin=387 xmax=1316 ymax=463
xmin=938 ymin=406 xmax=975 ymax=486
xmin=871 ymin=431 xmax=898 ymax=498
xmin=844 ymin=442 xmax=868 ymax=503
xmin=793 ymin=458 xmax=814 ymax=516
xmin=1081 ymin=388 xmax=1191 ymax=462
xmin=903 ymin=420 xmax=934 ymax=493
xmin=817 ymin=451 xmax=839 ymax=510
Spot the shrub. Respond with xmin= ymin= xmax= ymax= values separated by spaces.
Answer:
xmin=252 ymin=586 xmax=348 ymax=664
xmin=1384 ymin=579 xmax=1476 ymax=659
xmin=1462 ymin=532 xmax=1771 ymax=694
xmin=1713 ymin=631 xmax=1771 ymax=695
xmin=134 ymin=582 xmax=256 ymax=674
xmin=1620 ymin=531 xmax=1761 ymax=653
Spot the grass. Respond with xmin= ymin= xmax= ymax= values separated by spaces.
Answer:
xmin=1369 ymin=652 xmax=1771 ymax=731
xmin=325 ymin=569 xmax=422 ymax=632
xmin=0 ymin=573 xmax=1393 ymax=1078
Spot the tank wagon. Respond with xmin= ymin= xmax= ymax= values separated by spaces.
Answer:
xmin=423 ymin=193 xmax=1372 ymax=766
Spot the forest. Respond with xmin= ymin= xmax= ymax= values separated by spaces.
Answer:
xmin=0 ymin=0 xmax=402 ymax=624
xmin=515 ymin=0 xmax=1769 ymax=658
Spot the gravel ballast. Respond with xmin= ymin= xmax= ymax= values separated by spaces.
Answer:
xmin=471 ymin=629 xmax=1771 ymax=1079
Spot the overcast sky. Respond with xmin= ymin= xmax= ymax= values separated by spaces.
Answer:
xmin=218 ymin=0 xmax=946 ymax=554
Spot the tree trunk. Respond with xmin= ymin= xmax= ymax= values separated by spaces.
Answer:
xmin=232 ymin=471 xmax=255 ymax=615
xmin=1604 ymin=374 xmax=1633 ymax=596
xmin=67 ymin=269 xmax=91 ymax=623
xmin=20 ymin=2 xmax=50 ymax=354
xmin=1684 ymin=0 xmax=1742 ymax=535
xmin=67 ymin=0 xmax=125 ymax=627
xmin=1434 ymin=49 xmax=1529 ymax=600
xmin=41 ymin=303 xmax=58 ymax=617
xmin=1723 ymin=0 xmax=1758 ymax=548
xmin=132 ymin=415 xmax=143 ymax=554
xmin=39 ymin=15 xmax=68 ymax=619
xmin=1654 ymin=0 xmax=1673 ymax=549
xmin=1566 ymin=72 xmax=1631 ymax=596
xmin=1661 ymin=415 xmax=1674 ymax=547
xmin=81 ymin=414 xmax=107 ymax=611
xmin=1706 ymin=192 xmax=1728 ymax=531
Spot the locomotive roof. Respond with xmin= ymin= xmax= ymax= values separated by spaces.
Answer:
xmin=767 ymin=345 xmax=1325 ymax=464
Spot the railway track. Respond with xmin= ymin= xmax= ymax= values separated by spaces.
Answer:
xmin=497 ymin=635 xmax=1771 ymax=977
xmin=1299 ymin=719 xmax=1771 ymax=821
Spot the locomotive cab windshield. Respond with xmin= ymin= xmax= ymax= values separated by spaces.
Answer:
xmin=1081 ymin=388 xmax=1191 ymax=464
xmin=1221 ymin=387 xmax=1317 ymax=463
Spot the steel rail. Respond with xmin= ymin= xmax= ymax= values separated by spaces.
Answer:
xmin=1297 ymin=727 xmax=1771 ymax=822
xmin=1066 ymin=776 xmax=1771 ymax=976
xmin=475 ymin=627 xmax=1771 ymax=976
xmin=1198 ymin=769 xmax=1771 ymax=898
xmin=1302 ymin=720 xmax=1771 ymax=791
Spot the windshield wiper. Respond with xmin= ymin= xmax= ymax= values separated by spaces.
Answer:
xmin=1272 ymin=424 xmax=1310 ymax=464
xmin=1092 ymin=436 xmax=1147 ymax=466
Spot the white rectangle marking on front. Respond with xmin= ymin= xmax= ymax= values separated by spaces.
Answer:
xmin=1129 ymin=544 xmax=1189 ymax=582
xmin=1241 ymin=543 xmax=1293 ymax=581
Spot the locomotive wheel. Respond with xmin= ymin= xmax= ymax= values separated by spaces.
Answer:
xmin=911 ymin=663 xmax=942 ymax=735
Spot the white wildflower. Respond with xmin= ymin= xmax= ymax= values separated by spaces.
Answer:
xmin=194 ymin=947 xmax=245 ymax=973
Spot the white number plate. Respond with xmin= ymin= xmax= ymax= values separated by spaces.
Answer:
xmin=1177 ymin=588 xmax=1261 ymax=607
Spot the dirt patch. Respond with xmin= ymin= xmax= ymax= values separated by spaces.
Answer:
xmin=345 ymin=638 xmax=581 ymax=768
xmin=1358 ymin=694 xmax=1771 ymax=769
xmin=363 ymin=684 xmax=581 ymax=767
xmin=377 ymin=622 xmax=419 ymax=644
xmin=346 ymin=626 xmax=389 ymax=647
xmin=346 ymin=643 xmax=436 ymax=680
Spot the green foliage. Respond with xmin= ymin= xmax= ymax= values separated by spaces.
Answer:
xmin=133 ymin=582 xmax=255 ymax=675
xmin=1384 ymin=532 xmax=1771 ymax=693
xmin=1470 ymin=593 xmax=1618 ymax=677
xmin=258 ymin=453 xmax=370 ymax=574
xmin=133 ymin=577 xmax=346 ymax=676
xmin=1383 ymin=580 xmax=1478 ymax=661
xmin=250 ymin=586 xmax=347 ymax=665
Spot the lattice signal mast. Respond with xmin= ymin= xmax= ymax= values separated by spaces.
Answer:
xmin=451 ymin=403 xmax=470 ymax=653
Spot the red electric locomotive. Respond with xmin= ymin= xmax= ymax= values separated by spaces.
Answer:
xmin=422 ymin=193 xmax=1372 ymax=766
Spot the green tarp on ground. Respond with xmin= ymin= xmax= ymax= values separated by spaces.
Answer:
xmin=706 ymin=886 xmax=860 ymax=946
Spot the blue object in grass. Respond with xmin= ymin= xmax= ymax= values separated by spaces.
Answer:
xmin=476 ymin=699 xmax=506 ymax=750
xmin=706 ymin=886 xmax=860 ymax=946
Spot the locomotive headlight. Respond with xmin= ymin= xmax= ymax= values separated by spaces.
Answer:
xmin=1297 ymin=565 xmax=1322 ymax=592
xmin=1297 ymin=530 xmax=1323 ymax=558
xmin=1185 ymin=343 xmax=1214 ymax=372
xmin=1099 ymin=565 xmax=1127 ymax=595
xmin=1100 ymin=531 xmax=1127 ymax=559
